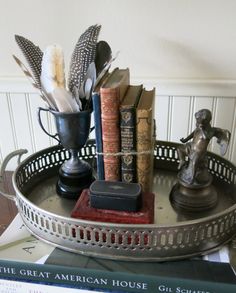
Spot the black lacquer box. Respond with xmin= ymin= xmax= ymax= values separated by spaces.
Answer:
xmin=89 ymin=180 xmax=142 ymax=212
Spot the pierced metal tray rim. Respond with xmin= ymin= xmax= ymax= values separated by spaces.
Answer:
xmin=26 ymin=225 xmax=235 ymax=262
xmin=12 ymin=141 xmax=236 ymax=229
xmin=9 ymin=140 xmax=236 ymax=261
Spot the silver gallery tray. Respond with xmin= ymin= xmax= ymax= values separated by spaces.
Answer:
xmin=1 ymin=140 xmax=236 ymax=261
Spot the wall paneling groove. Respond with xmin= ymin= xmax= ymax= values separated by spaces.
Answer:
xmin=0 ymin=78 xmax=235 ymax=169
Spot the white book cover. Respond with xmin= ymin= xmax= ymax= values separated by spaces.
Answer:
xmin=0 ymin=214 xmax=55 ymax=263
xmin=0 ymin=278 xmax=103 ymax=293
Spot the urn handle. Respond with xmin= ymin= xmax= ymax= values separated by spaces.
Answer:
xmin=0 ymin=149 xmax=28 ymax=201
xmin=37 ymin=107 xmax=60 ymax=143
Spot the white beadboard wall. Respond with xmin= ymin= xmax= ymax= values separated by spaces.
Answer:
xmin=0 ymin=77 xmax=236 ymax=170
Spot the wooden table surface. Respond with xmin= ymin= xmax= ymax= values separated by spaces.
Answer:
xmin=0 ymin=172 xmax=18 ymax=236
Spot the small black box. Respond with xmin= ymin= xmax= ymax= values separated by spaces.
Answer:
xmin=89 ymin=180 xmax=142 ymax=212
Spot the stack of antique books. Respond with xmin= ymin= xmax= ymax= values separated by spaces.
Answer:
xmin=92 ymin=67 xmax=156 ymax=192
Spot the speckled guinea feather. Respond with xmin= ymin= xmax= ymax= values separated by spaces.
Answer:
xmin=15 ymin=35 xmax=43 ymax=87
xmin=68 ymin=24 xmax=101 ymax=93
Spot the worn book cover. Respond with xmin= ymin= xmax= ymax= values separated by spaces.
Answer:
xmin=100 ymin=68 xmax=130 ymax=181
xmin=70 ymin=188 xmax=154 ymax=224
xmin=92 ymin=71 xmax=110 ymax=180
xmin=120 ymin=85 xmax=143 ymax=183
xmin=136 ymin=88 xmax=155 ymax=192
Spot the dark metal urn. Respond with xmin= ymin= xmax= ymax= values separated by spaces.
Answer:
xmin=38 ymin=107 xmax=94 ymax=199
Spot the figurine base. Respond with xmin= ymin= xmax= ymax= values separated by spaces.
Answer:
xmin=177 ymin=166 xmax=213 ymax=189
xmin=57 ymin=161 xmax=94 ymax=199
xmin=71 ymin=189 xmax=154 ymax=224
xmin=170 ymin=183 xmax=218 ymax=212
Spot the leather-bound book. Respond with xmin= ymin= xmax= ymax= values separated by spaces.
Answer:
xmin=136 ymin=88 xmax=155 ymax=192
xmin=100 ymin=68 xmax=130 ymax=181
xmin=120 ymin=84 xmax=143 ymax=183
xmin=92 ymin=71 xmax=110 ymax=180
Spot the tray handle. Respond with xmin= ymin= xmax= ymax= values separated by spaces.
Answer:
xmin=0 ymin=149 xmax=28 ymax=201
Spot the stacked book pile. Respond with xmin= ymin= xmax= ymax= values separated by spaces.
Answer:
xmin=92 ymin=67 xmax=155 ymax=192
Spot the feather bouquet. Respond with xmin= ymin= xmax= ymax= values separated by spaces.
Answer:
xmin=13 ymin=24 xmax=114 ymax=113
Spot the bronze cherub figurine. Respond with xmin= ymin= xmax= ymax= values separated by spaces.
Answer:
xmin=170 ymin=109 xmax=231 ymax=211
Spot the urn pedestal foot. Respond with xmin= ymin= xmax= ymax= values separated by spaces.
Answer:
xmin=57 ymin=160 xmax=94 ymax=199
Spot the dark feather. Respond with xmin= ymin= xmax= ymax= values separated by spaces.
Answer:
xmin=15 ymin=35 xmax=43 ymax=87
xmin=68 ymin=24 xmax=101 ymax=93
xmin=95 ymin=40 xmax=112 ymax=75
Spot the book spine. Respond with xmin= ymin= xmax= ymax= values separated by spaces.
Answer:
xmin=120 ymin=106 xmax=136 ymax=183
xmin=100 ymin=87 xmax=121 ymax=181
xmin=92 ymin=93 xmax=104 ymax=180
xmin=0 ymin=259 xmax=236 ymax=293
xmin=136 ymin=113 xmax=154 ymax=192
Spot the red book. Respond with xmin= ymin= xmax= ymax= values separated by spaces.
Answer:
xmin=71 ymin=189 xmax=154 ymax=224
xmin=100 ymin=68 xmax=130 ymax=181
